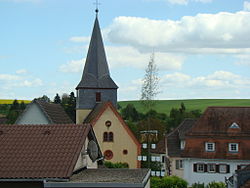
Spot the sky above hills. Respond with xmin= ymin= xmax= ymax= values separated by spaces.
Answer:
xmin=0 ymin=0 xmax=250 ymax=101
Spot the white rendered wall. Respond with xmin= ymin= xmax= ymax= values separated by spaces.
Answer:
xmin=184 ymin=158 xmax=250 ymax=185
xmin=16 ymin=103 xmax=50 ymax=124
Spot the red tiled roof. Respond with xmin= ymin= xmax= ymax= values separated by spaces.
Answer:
xmin=0 ymin=124 xmax=90 ymax=179
xmin=187 ymin=106 xmax=250 ymax=136
xmin=183 ymin=107 xmax=250 ymax=159
xmin=166 ymin=119 xmax=196 ymax=157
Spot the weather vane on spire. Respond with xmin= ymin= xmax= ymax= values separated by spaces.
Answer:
xmin=94 ymin=0 xmax=100 ymax=15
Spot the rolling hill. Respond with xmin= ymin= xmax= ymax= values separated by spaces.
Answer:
xmin=118 ymin=99 xmax=250 ymax=115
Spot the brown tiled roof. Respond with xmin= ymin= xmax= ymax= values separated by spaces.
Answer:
xmin=183 ymin=107 xmax=250 ymax=159
xmin=187 ymin=106 xmax=250 ymax=136
xmin=0 ymin=124 xmax=90 ymax=179
xmin=16 ymin=100 xmax=73 ymax=124
xmin=166 ymin=119 xmax=196 ymax=157
xmin=151 ymin=137 xmax=166 ymax=154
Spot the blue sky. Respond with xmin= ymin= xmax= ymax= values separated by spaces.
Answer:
xmin=0 ymin=0 xmax=250 ymax=101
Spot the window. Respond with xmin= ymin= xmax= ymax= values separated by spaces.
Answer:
xmin=230 ymin=122 xmax=240 ymax=129
xmin=109 ymin=132 xmax=113 ymax=141
xmin=180 ymin=140 xmax=185 ymax=150
xmin=219 ymin=164 xmax=227 ymax=173
xmin=96 ymin=92 xmax=101 ymax=102
xmin=205 ymin=142 xmax=215 ymax=152
xmin=197 ymin=164 xmax=205 ymax=172
xmin=176 ymin=160 xmax=183 ymax=169
xmin=207 ymin=164 xmax=216 ymax=173
xmin=103 ymin=132 xmax=108 ymax=141
xmin=229 ymin=143 xmax=239 ymax=152
xmin=104 ymin=150 xmax=113 ymax=160
xmin=103 ymin=132 xmax=113 ymax=142
xmin=123 ymin=149 xmax=128 ymax=155
xmin=105 ymin=120 xmax=112 ymax=128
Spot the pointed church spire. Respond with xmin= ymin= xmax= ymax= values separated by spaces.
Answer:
xmin=76 ymin=15 xmax=118 ymax=89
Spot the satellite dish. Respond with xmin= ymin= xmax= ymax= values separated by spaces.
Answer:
xmin=87 ymin=140 xmax=99 ymax=162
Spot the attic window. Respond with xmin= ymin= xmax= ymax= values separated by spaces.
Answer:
xmin=96 ymin=92 xmax=101 ymax=102
xmin=229 ymin=122 xmax=240 ymax=129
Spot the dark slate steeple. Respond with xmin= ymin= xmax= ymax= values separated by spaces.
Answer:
xmin=76 ymin=16 xmax=118 ymax=89
xmin=76 ymin=12 xmax=118 ymax=110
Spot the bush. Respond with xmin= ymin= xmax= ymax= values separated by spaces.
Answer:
xmin=191 ymin=183 xmax=205 ymax=188
xmin=104 ymin=161 xmax=129 ymax=168
xmin=206 ymin=182 xmax=226 ymax=188
xmin=191 ymin=182 xmax=226 ymax=188
xmin=151 ymin=176 xmax=188 ymax=188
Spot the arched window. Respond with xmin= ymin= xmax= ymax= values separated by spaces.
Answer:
xmin=109 ymin=132 xmax=113 ymax=142
xmin=103 ymin=132 xmax=108 ymax=142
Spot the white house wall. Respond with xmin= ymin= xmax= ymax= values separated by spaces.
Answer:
xmin=16 ymin=103 xmax=50 ymax=124
xmin=184 ymin=158 xmax=250 ymax=185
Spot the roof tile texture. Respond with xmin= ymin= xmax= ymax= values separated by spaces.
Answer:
xmin=183 ymin=107 xmax=250 ymax=159
xmin=36 ymin=100 xmax=73 ymax=124
xmin=0 ymin=124 xmax=90 ymax=179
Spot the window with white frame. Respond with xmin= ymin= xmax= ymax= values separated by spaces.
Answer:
xmin=219 ymin=164 xmax=227 ymax=173
xmin=207 ymin=164 xmax=216 ymax=173
xmin=229 ymin=143 xmax=239 ymax=152
xmin=180 ymin=140 xmax=185 ymax=150
xmin=176 ymin=160 xmax=183 ymax=169
xmin=197 ymin=163 xmax=204 ymax=172
xmin=205 ymin=142 xmax=215 ymax=152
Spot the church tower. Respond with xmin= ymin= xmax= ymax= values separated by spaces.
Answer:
xmin=76 ymin=12 xmax=118 ymax=124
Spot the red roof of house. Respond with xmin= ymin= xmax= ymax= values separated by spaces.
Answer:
xmin=183 ymin=107 xmax=250 ymax=159
xmin=187 ymin=106 xmax=250 ymax=136
xmin=0 ymin=124 xmax=91 ymax=179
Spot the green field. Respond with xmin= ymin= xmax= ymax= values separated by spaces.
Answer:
xmin=0 ymin=99 xmax=31 ymax=104
xmin=118 ymin=99 xmax=250 ymax=115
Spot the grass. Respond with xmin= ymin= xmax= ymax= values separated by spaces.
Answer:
xmin=118 ymin=99 xmax=250 ymax=115
xmin=0 ymin=99 xmax=31 ymax=104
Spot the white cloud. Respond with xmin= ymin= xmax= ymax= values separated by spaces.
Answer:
xmin=18 ymin=79 xmax=43 ymax=87
xmin=16 ymin=69 xmax=28 ymax=74
xmin=147 ymin=0 xmax=212 ymax=5
xmin=235 ymin=54 xmax=250 ymax=66
xmin=106 ymin=12 xmax=250 ymax=54
xmin=60 ymin=46 xmax=184 ymax=72
xmin=168 ymin=0 xmax=188 ymax=5
xmin=59 ymin=59 xmax=85 ymax=73
xmin=0 ymin=74 xmax=20 ymax=81
xmin=107 ymin=46 xmax=184 ymax=70
xmin=69 ymin=36 xmax=90 ymax=43
xmin=161 ymin=71 xmax=250 ymax=89
xmin=244 ymin=1 xmax=250 ymax=11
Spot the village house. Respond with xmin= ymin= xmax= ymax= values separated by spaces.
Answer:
xmin=75 ymin=12 xmax=141 ymax=168
xmin=165 ymin=118 xmax=196 ymax=178
xmin=15 ymin=99 xmax=73 ymax=125
xmin=0 ymin=123 xmax=150 ymax=188
xmin=182 ymin=106 xmax=250 ymax=185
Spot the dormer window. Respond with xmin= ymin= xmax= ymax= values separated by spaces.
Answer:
xmin=229 ymin=122 xmax=240 ymax=129
xmin=229 ymin=143 xmax=239 ymax=152
xmin=205 ymin=142 xmax=215 ymax=152
xmin=180 ymin=140 xmax=185 ymax=150
xmin=96 ymin=92 xmax=101 ymax=102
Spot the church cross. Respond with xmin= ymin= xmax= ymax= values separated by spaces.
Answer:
xmin=94 ymin=0 xmax=101 ymax=14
